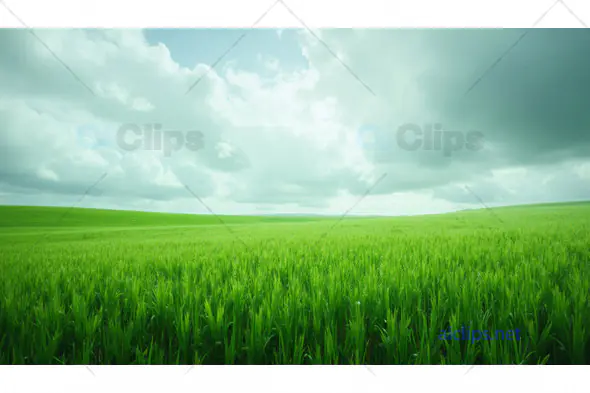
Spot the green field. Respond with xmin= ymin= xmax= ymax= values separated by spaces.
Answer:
xmin=1 ymin=202 xmax=589 ymax=364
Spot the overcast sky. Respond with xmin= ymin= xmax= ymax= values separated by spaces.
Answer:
xmin=1 ymin=28 xmax=589 ymax=216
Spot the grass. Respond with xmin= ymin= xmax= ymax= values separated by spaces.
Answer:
xmin=0 ymin=202 xmax=589 ymax=364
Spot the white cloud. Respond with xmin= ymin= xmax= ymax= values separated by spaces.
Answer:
xmin=0 ymin=29 xmax=589 ymax=215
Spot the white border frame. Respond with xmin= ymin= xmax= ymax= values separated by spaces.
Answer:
xmin=0 ymin=0 xmax=588 ymax=28
xmin=0 ymin=365 xmax=589 ymax=392
xmin=1 ymin=0 xmax=589 ymax=391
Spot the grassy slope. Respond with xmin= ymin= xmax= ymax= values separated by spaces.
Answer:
xmin=1 ymin=200 xmax=588 ymax=228
xmin=0 ymin=205 xmax=331 ymax=228
xmin=0 ymin=202 xmax=589 ymax=364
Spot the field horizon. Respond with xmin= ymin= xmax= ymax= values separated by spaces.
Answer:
xmin=3 ymin=198 xmax=590 ymax=224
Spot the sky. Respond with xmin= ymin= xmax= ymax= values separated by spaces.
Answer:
xmin=0 ymin=28 xmax=589 ymax=216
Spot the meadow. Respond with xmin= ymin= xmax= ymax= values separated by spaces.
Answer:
xmin=0 ymin=202 xmax=589 ymax=365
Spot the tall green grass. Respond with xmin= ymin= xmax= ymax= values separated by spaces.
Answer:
xmin=0 ymin=202 xmax=589 ymax=364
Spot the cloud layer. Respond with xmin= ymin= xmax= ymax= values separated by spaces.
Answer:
xmin=1 ymin=28 xmax=589 ymax=215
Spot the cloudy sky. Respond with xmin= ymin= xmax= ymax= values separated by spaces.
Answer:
xmin=1 ymin=28 xmax=589 ymax=216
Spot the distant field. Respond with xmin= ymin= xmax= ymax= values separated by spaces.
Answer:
xmin=0 ymin=205 xmax=329 ymax=227
xmin=1 ymin=202 xmax=589 ymax=364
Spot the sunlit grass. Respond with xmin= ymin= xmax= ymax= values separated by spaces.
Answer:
xmin=0 ymin=202 xmax=589 ymax=364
